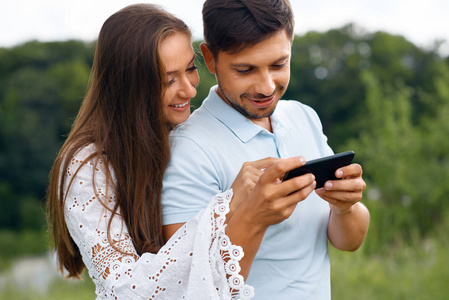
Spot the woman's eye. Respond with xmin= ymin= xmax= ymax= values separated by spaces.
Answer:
xmin=168 ymin=78 xmax=175 ymax=86
xmin=187 ymin=65 xmax=198 ymax=72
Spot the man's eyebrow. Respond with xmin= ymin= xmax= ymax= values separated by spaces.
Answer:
xmin=166 ymin=54 xmax=196 ymax=75
xmin=230 ymin=55 xmax=290 ymax=68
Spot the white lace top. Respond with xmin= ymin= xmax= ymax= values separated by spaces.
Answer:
xmin=63 ymin=145 xmax=255 ymax=299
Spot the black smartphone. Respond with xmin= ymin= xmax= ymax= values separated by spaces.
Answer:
xmin=282 ymin=151 xmax=355 ymax=189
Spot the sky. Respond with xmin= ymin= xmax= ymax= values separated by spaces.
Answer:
xmin=1 ymin=0 xmax=449 ymax=55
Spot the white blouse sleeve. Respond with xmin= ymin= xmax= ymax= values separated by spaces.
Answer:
xmin=63 ymin=145 xmax=255 ymax=300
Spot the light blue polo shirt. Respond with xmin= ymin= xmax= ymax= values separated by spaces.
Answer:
xmin=162 ymin=86 xmax=334 ymax=299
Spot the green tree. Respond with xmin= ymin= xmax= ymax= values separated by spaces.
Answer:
xmin=285 ymin=24 xmax=448 ymax=150
xmin=0 ymin=41 xmax=93 ymax=230
xmin=344 ymin=69 xmax=449 ymax=253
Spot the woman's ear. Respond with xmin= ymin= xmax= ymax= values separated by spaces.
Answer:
xmin=200 ymin=43 xmax=216 ymax=74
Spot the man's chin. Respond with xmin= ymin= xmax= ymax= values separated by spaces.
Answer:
xmin=243 ymin=106 xmax=276 ymax=120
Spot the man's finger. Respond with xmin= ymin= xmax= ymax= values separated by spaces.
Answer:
xmin=260 ymin=157 xmax=306 ymax=183
xmin=245 ymin=157 xmax=281 ymax=171
xmin=336 ymin=163 xmax=363 ymax=178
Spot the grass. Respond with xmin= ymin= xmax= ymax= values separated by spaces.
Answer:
xmin=330 ymin=221 xmax=449 ymax=300
xmin=0 ymin=276 xmax=95 ymax=300
xmin=0 ymin=229 xmax=50 ymax=272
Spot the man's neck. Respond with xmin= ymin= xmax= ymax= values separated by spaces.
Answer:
xmin=251 ymin=117 xmax=272 ymax=133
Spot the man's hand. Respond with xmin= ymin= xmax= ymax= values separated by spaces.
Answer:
xmin=163 ymin=157 xmax=315 ymax=242
xmin=232 ymin=156 xmax=316 ymax=231
xmin=226 ymin=156 xmax=316 ymax=279
xmin=315 ymin=163 xmax=366 ymax=214
xmin=230 ymin=157 xmax=279 ymax=217
xmin=315 ymin=163 xmax=370 ymax=251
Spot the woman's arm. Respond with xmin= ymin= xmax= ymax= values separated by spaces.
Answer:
xmin=64 ymin=146 xmax=253 ymax=299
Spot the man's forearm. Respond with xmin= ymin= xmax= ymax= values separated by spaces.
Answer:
xmin=327 ymin=202 xmax=370 ymax=251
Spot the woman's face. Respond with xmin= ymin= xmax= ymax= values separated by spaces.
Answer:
xmin=160 ymin=32 xmax=199 ymax=125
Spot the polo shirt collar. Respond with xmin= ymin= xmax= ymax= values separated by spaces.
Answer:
xmin=203 ymin=86 xmax=268 ymax=143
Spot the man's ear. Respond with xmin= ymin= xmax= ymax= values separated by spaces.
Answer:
xmin=200 ymin=43 xmax=216 ymax=74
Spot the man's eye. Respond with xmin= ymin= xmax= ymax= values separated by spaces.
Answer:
xmin=272 ymin=64 xmax=285 ymax=69
xmin=236 ymin=68 xmax=252 ymax=74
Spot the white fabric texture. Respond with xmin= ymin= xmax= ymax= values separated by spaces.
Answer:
xmin=63 ymin=144 xmax=254 ymax=299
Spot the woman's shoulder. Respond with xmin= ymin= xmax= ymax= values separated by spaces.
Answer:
xmin=62 ymin=143 xmax=115 ymax=201
xmin=64 ymin=143 xmax=105 ymax=169
xmin=63 ymin=143 xmax=108 ymax=178
xmin=71 ymin=143 xmax=98 ymax=161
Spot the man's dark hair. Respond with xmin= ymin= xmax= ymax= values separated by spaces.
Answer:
xmin=202 ymin=0 xmax=294 ymax=57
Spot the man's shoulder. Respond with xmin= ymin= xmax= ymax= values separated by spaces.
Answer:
xmin=277 ymin=99 xmax=315 ymax=112
xmin=276 ymin=99 xmax=320 ymax=121
xmin=170 ymin=105 xmax=222 ymax=141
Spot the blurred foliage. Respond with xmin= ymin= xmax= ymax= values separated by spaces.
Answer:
xmin=330 ymin=213 xmax=449 ymax=299
xmin=0 ymin=229 xmax=50 ymax=271
xmin=0 ymin=40 xmax=94 ymax=231
xmin=344 ymin=66 xmax=449 ymax=254
xmin=284 ymin=24 xmax=449 ymax=148
xmin=0 ymin=25 xmax=448 ymax=264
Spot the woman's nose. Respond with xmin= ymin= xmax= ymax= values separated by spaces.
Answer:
xmin=179 ymin=76 xmax=198 ymax=99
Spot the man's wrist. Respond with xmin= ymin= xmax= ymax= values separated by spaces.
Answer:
xmin=331 ymin=203 xmax=355 ymax=215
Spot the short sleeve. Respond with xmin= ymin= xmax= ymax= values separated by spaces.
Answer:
xmin=162 ymin=136 xmax=221 ymax=225
xmin=300 ymin=103 xmax=333 ymax=156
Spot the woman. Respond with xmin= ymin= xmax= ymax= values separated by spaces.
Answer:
xmin=47 ymin=4 xmax=260 ymax=299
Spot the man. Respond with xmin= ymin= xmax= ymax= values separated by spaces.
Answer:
xmin=161 ymin=0 xmax=370 ymax=299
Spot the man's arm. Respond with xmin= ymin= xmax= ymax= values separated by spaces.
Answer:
xmin=224 ymin=157 xmax=317 ymax=279
xmin=315 ymin=163 xmax=370 ymax=251
xmin=162 ymin=136 xmax=223 ymax=227
xmin=162 ymin=157 xmax=275 ymax=242
xmin=164 ymin=157 xmax=318 ymax=280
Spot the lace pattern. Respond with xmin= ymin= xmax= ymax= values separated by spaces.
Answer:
xmin=63 ymin=145 xmax=255 ymax=299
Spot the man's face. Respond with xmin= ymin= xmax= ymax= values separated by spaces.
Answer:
xmin=201 ymin=30 xmax=292 ymax=123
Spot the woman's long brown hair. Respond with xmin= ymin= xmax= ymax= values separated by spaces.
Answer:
xmin=47 ymin=4 xmax=191 ymax=278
